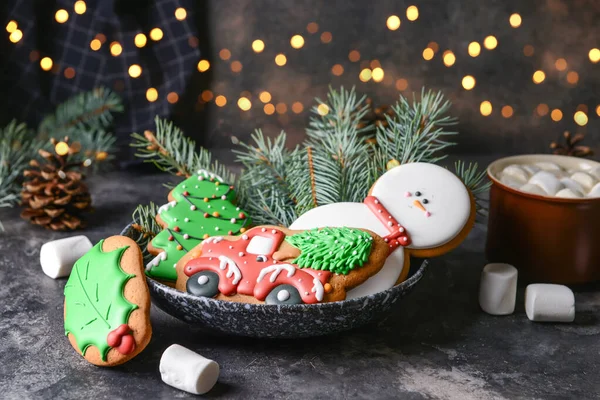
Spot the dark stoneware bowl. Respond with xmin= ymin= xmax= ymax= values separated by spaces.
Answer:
xmin=121 ymin=224 xmax=427 ymax=338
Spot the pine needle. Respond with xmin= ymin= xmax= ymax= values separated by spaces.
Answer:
xmin=131 ymin=202 xmax=163 ymax=263
xmin=453 ymin=161 xmax=491 ymax=217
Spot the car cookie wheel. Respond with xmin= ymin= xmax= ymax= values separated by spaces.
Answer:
xmin=187 ymin=271 xmax=220 ymax=298
xmin=265 ymin=284 xmax=303 ymax=305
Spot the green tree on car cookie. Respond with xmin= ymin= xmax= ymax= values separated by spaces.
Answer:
xmin=146 ymin=170 xmax=251 ymax=281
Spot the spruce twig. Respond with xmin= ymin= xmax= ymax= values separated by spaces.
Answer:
xmin=131 ymin=202 xmax=163 ymax=263
xmin=454 ymin=161 xmax=491 ymax=217
xmin=306 ymin=146 xmax=318 ymax=207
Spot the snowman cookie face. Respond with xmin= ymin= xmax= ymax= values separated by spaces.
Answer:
xmin=371 ymin=163 xmax=472 ymax=250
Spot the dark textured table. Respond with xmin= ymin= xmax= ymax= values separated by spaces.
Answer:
xmin=2 ymin=165 xmax=600 ymax=400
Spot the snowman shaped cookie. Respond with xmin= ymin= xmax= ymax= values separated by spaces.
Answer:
xmin=290 ymin=162 xmax=476 ymax=299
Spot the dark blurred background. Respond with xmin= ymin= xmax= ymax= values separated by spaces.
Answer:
xmin=1 ymin=0 xmax=599 ymax=162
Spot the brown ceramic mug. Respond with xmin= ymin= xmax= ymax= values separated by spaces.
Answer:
xmin=486 ymin=154 xmax=600 ymax=284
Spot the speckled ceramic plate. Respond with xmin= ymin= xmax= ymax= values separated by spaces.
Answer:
xmin=121 ymin=224 xmax=427 ymax=338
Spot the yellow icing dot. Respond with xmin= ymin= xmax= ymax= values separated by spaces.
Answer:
xmin=204 ymin=198 xmax=209 ymax=202
xmin=203 ymin=234 xmax=209 ymax=239
xmin=212 ymin=212 xmax=220 ymax=217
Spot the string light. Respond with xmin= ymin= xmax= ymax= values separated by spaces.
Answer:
xmin=483 ymin=36 xmax=498 ymax=50
xmin=167 ymin=92 xmax=178 ymax=104
xmin=6 ymin=20 xmax=17 ymax=33
xmin=290 ymin=35 xmax=305 ymax=49
xmin=320 ymin=32 xmax=332 ymax=43
xmin=9 ymin=29 xmax=23 ymax=43
xmin=74 ymin=1 xmax=86 ymax=14
xmin=596 ymin=105 xmax=600 ymax=117
xmin=306 ymin=22 xmax=319 ymax=34
xmin=443 ymin=50 xmax=456 ymax=67
xmin=348 ymin=50 xmax=360 ymax=62
xmin=231 ymin=61 xmax=243 ymax=73
xmin=90 ymin=39 xmax=101 ymax=51
xmin=128 ymin=64 xmax=142 ymax=78
xmin=134 ymin=33 xmax=147 ymax=48
xmin=201 ymin=90 xmax=213 ymax=102
xmin=509 ymin=13 xmax=522 ymax=28
xmin=462 ymin=75 xmax=476 ymax=90
xmin=317 ymin=104 xmax=329 ymax=116
xmin=252 ymin=39 xmax=265 ymax=53
xmin=150 ymin=28 xmax=163 ymax=41
xmin=64 ymin=67 xmax=75 ymax=79
xmin=275 ymin=54 xmax=287 ymax=66
xmin=175 ymin=8 xmax=187 ymax=20
xmin=555 ymin=58 xmax=567 ymax=71
xmin=574 ymin=111 xmax=588 ymax=126
xmin=264 ymin=103 xmax=275 ymax=115
xmin=395 ymin=78 xmax=408 ymax=90
xmin=40 ymin=57 xmax=53 ymax=71
xmin=589 ymin=48 xmax=600 ymax=63
xmin=523 ymin=45 xmax=534 ymax=57
xmin=359 ymin=68 xmax=372 ymax=82
xmin=110 ymin=42 xmax=122 ymax=56
xmin=387 ymin=15 xmax=401 ymax=31
xmin=550 ymin=109 xmax=562 ymax=121
xmin=55 ymin=9 xmax=69 ymax=23
xmin=406 ymin=6 xmax=419 ymax=21
xmin=146 ymin=88 xmax=158 ymax=102
xmin=332 ymin=64 xmax=344 ymax=76
xmin=537 ymin=104 xmax=549 ymax=116
xmin=197 ymin=60 xmax=210 ymax=72
xmin=501 ymin=105 xmax=514 ymax=118
xmin=238 ymin=97 xmax=251 ymax=111
xmin=292 ymin=102 xmax=304 ymax=114
xmin=276 ymin=103 xmax=287 ymax=114
xmin=215 ymin=95 xmax=227 ymax=107
xmin=480 ymin=101 xmax=492 ymax=116
xmin=566 ymin=71 xmax=579 ymax=84
xmin=468 ymin=42 xmax=481 ymax=57
xmin=372 ymin=67 xmax=384 ymax=82
xmin=532 ymin=70 xmax=545 ymax=84
xmin=219 ymin=49 xmax=231 ymax=60
xmin=422 ymin=48 xmax=434 ymax=60
xmin=259 ymin=92 xmax=271 ymax=103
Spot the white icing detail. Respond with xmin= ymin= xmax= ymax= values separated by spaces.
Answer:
xmin=190 ymin=205 xmax=197 ymax=211
xmin=215 ymin=227 xmax=219 ymax=231
xmin=271 ymin=229 xmax=277 ymax=234
xmin=230 ymin=218 xmax=237 ymax=223
xmin=277 ymin=289 xmax=290 ymax=302
xmin=184 ymin=217 xmax=190 ymax=222
xmin=238 ymin=252 xmax=245 ymax=257
xmin=242 ymin=235 xmax=249 ymax=240
xmin=146 ymin=252 xmax=167 ymax=271
xmin=221 ymin=195 xmax=227 ymax=200
xmin=261 ymin=228 xmax=266 ymax=232
xmin=257 ymin=264 xmax=296 ymax=283
xmin=197 ymin=169 xmax=224 ymax=182
xmin=311 ymin=278 xmax=325 ymax=301
xmin=218 ymin=256 xmax=242 ymax=284
xmin=246 ymin=236 xmax=275 ymax=255
xmin=197 ymin=275 xmax=209 ymax=285
xmin=160 ymin=344 xmax=220 ymax=395
xmin=173 ymin=218 xmax=178 ymax=222
xmin=229 ymin=245 xmax=233 ymax=249
xmin=158 ymin=201 xmax=177 ymax=214
xmin=305 ymin=292 xmax=309 ymax=296
xmin=183 ymin=234 xmax=190 ymax=239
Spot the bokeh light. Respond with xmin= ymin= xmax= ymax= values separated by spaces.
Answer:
xmin=9 ymin=29 xmax=22 ymax=43
xmin=275 ymin=54 xmax=287 ymax=66
xmin=468 ymin=42 xmax=481 ymax=57
xmin=175 ymin=8 xmax=187 ymax=21
xmin=264 ymin=104 xmax=275 ymax=115
xmin=290 ymin=35 xmax=305 ymax=49
xmin=146 ymin=88 xmax=158 ymax=102
xmin=422 ymin=48 xmax=434 ymax=60
xmin=349 ymin=50 xmax=360 ymax=62
xmin=150 ymin=28 xmax=163 ymax=41
xmin=555 ymin=58 xmax=567 ymax=71
xmin=483 ymin=36 xmax=498 ymax=50
xmin=215 ymin=95 xmax=227 ymax=107
xmin=532 ymin=70 xmax=545 ymax=84
xmin=219 ymin=49 xmax=231 ymax=60
xmin=550 ymin=109 xmax=562 ymax=121
xmin=197 ymin=59 xmax=210 ymax=72
xmin=40 ymin=57 xmax=53 ymax=71
xmin=110 ymin=42 xmax=122 ymax=56
xmin=574 ymin=111 xmax=588 ymax=126
xmin=135 ymin=33 xmax=147 ymax=48
xmin=332 ymin=64 xmax=344 ymax=76
xmin=238 ymin=97 xmax=252 ymax=111
xmin=372 ymin=67 xmax=384 ymax=82
xmin=359 ymin=68 xmax=372 ymax=82
xmin=6 ymin=20 xmax=17 ymax=33
xmin=64 ymin=67 xmax=75 ymax=79
xmin=462 ymin=75 xmax=476 ymax=90
xmin=523 ymin=45 xmax=535 ymax=57
xmin=55 ymin=9 xmax=69 ymax=23
xmin=292 ymin=102 xmax=304 ymax=114
xmin=252 ymin=40 xmax=265 ymax=53
xmin=167 ymin=92 xmax=179 ymax=104
xmin=306 ymin=22 xmax=319 ymax=34
xmin=201 ymin=90 xmax=213 ymax=102
xmin=317 ymin=104 xmax=329 ymax=116
xmin=537 ymin=104 xmax=549 ymax=116
xmin=566 ymin=71 xmax=579 ymax=84
xmin=128 ymin=64 xmax=142 ymax=78
xmin=406 ymin=6 xmax=419 ymax=21
xmin=395 ymin=78 xmax=408 ymax=90
xmin=90 ymin=39 xmax=101 ymax=51
xmin=501 ymin=105 xmax=514 ymax=118
xmin=74 ymin=1 xmax=86 ymax=14
xmin=387 ymin=15 xmax=401 ymax=30
xmin=259 ymin=92 xmax=272 ymax=103
xmin=276 ymin=103 xmax=287 ymax=114
xmin=509 ymin=13 xmax=522 ymax=28
xmin=589 ymin=48 xmax=600 ymax=63
xmin=480 ymin=101 xmax=492 ymax=116
xmin=443 ymin=50 xmax=456 ymax=67
xmin=230 ymin=61 xmax=243 ymax=73
xmin=320 ymin=32 xmax=332 ymax=43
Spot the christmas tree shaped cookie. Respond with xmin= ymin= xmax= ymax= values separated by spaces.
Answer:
xmin=64 ymin=236 xmax=152 ymax=366
xmin=146 ymin=170 xmax=251 ymax=282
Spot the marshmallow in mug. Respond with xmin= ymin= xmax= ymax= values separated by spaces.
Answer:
xmin=498 ymin=162 xmax=600 ymax=199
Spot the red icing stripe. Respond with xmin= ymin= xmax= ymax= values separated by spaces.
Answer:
xmin=364 ymin=196 xmax=411 ymax=252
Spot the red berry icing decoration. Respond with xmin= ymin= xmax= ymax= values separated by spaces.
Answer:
xmin=173 ymin=226 xmax=181 ymax=232
xmin=239 ymin=212 xmax=246 ymax=219
xmin=106 ymin=324 xmax=136 ymax=355
xmin=168 ymin=235 xmax=174 ymax=241
xmin=183 ymin=191 xmax=190 ymax=196
xmin=117 ymin=334 xmax=136 ymax=355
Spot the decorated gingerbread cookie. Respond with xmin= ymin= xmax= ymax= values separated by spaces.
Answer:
xmin=175 ymin=226 xmax=389 ymax=304
xmin=290 ymin=162 xmax=476 ymax=299
xmin=146 ymin=169 xmax=251 ymax=282
xmin=63 ymin=236 xmax=152 ymax=366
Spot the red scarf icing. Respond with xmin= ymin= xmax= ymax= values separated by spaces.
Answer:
xmin=364 ymin=195 xmax=411 ymax=252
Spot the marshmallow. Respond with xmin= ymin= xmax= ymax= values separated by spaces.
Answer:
xmin=500 ymin=165 xmax=529 ymax=185
xmin=588 ymin=182 xmax=600 ymax=198
xmin=522 ymin=165 xmax=540 ymax=176
xmin=500 ymin=175 xmax=525 ymax=189
xmin=519 ymin=183 xmax=547 ymax=196
xmin=525 ymin=284 xmax=575 ymax=322
xmin=570 ymin=172 xmax=596 ymax=192
xmin=589 ymin=166 xmax=600 ymax=181
xmin=528 ymin=171 xmax=564 ymax=196
xmin=535 ymin=162 xmax=562 ymax=172
xmin=40 ymin=235 xmax=93 ymax=279
xmin=160 ymin=344 xmax=220 ymax=395
xmin=559 ymin=177 xmax=585 ymax=193
xmin=479 ymin=263 xmax=518 ymax=315
xmin=555 ymin=188 xmax=584 ymax=199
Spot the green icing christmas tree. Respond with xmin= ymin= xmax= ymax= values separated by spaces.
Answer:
xmin=286 ymin=227 xmax=373 ymax=275
xmin=146 ymin=170 xmax=251 ymax=281
xmin=64 ymin=240 xmax=136 ymax=361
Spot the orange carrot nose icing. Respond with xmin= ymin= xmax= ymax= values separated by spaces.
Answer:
xmin=413 ymin=199 xmax=427 ymax=211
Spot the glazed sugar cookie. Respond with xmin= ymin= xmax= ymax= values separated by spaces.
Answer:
xmin=146 ymin=169 xmax=251 ymax=282
xmin=290 ymin=162 xmax=476 ymax=299
xmin=63 ymin=236 xmax=151 ymax=366
xmin=176 ymin=226 xmax=389 ymax=304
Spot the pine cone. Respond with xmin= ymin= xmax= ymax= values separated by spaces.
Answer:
xmin=20 ymin=143 xmax=92 ymax=230
xmin=550 ymin=131 xmax=594 ymax=158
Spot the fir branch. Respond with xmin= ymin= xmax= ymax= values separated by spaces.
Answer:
xmin=371 ymin=88 xmax=458 ymax=177
xmin=131 ymin=202 xmax=163 ymax=263
xmin=306 ymin=147 xmax=318 ymax=207
xmin=131 ymin=116 xmax=235 ymax=182
xmin=38 ymin=87 xmax=123 ymax=139
xmin=454 ymin=160 xmax=491 ymax=217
